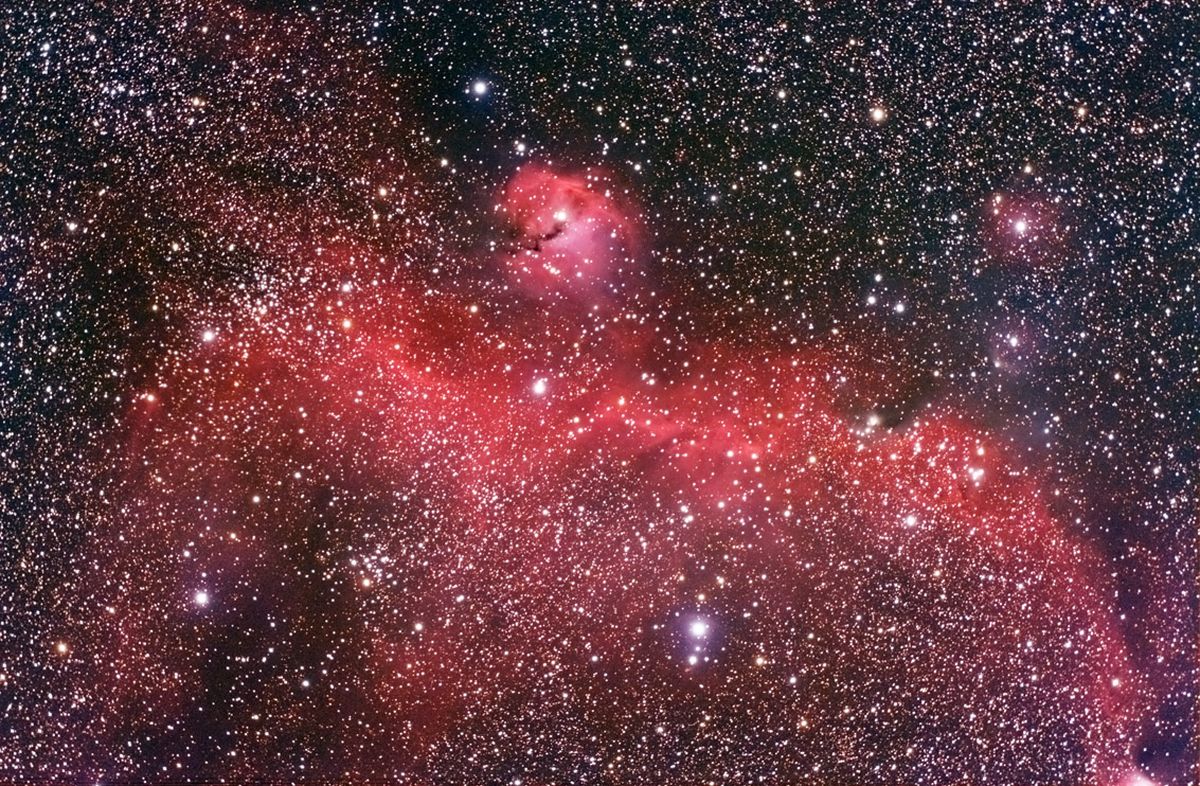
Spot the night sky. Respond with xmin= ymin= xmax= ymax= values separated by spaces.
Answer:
xmin=1 ymin=2 xmax=1196 ymax=784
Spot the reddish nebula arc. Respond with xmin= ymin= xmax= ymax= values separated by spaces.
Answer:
xmin=69 ymin=165 xmax=1159 ymax=785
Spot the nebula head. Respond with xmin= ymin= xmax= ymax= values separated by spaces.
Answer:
xmin=498 ymin=165 xmax=640 ymax=297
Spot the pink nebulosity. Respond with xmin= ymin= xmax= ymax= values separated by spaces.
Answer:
xmin=982 ymin=190 xmax=1073 ymax=268
xmin=498 ymin=166 xmax=640 ymax=296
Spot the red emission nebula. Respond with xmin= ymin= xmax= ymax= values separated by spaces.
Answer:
xmin=72 ymin=166 xmax=1160 ymax=785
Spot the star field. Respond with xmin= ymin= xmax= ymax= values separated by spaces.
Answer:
xmin=0 ymin=2 xmax=1196 ymax=784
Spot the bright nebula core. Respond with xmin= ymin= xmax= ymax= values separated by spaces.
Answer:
xmin=1 ymin=2 xmax=1196 ymax=785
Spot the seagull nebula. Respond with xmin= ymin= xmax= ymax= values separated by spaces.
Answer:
xmin=1 ymin=2 xmax=1195 ymax=785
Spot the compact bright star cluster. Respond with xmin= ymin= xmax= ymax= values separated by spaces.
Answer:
xmin=0 ymin=2 xmax=1195 ymax=785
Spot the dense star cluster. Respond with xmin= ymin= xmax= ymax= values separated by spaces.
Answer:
xmin=1 ymin=1 xmax=1196 ymax=784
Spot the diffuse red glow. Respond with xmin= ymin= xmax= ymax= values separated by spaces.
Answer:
xmin=73 ymin=166 xmax=1152 ymax=784
xmin=498 ymin=166 xmax=642 ymax=297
